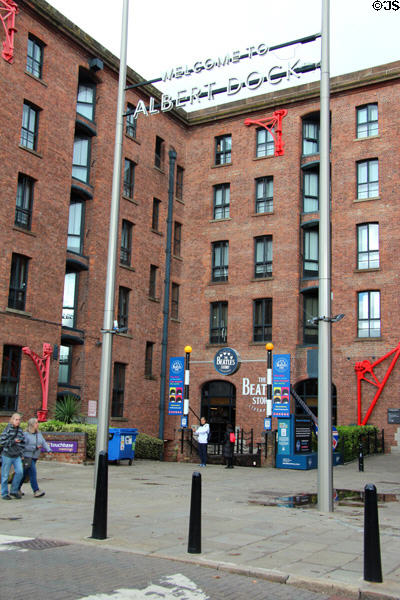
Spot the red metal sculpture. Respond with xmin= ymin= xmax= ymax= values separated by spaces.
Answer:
xmin=0 ymin=0 xmax=18 ymax=63
xmin=355 ymin=342 xmax=400 ymax=426
xmin=22 ymin=343 xmax=53 ymax=422
xmin=244 ymin=109 xmax=288 ymax=156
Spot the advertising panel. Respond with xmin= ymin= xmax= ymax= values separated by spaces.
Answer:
xmin=168 ymin=357 xmax=185 ymax=415
xmin=272 ymin=354 xmax=291 ymax=418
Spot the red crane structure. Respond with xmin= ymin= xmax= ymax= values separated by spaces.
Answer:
xmin=244 ymin=109 xmax=288 ymax=156
xmin=0 ymin=0 xmax=18 ymax=63
xmin=22 ymin=343 xmax=53 ymax=422
xmin=355 ymin=341 xmax=400 ymax=426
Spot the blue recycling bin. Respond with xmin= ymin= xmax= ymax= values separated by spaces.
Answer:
xmin=108 ymin=428 xmax=138 ymax=464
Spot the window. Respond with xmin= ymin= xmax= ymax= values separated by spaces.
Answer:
xmin=254 ymin=236 xmax=272 ymax=278
xmin=303 ymin=169 xmax=319 ymax=213
xmin=212 ymin=241 xmax=229 ymax=282
xmin=210 ymin=301 xmax=228 ymax=344
xmin=357 ymin=159 xmax=378 ymax=199
xmin=357 ymin=104 xmax=378 ymax=138
xmin=76 ymin=83 xmax=95 ymax=121
xmin=357 ymin=223 xmax=379 ymax=270
xmin=8 ymin=254 xmax=29 ymax=311
xmin=215 ymin=135 xmax=231 ymax=165
xmin=358 ymin=291 xmax=380 ymax=338
xmin=145 ymin=342 xmax=154 ymax=378
xmin=302 ymin=119 xmax=319 ymax=155
xmin=152 ymin=198 xmax=160 ymax=231
xmin=15 ymin=174 xmax=34 ymax=230
xmin=155 ymin=136 xmax=164 ymax=169
xmin=303 ymin=291 xmax=318 ymax=344
xmin=126 ymin=102 xmax=137 ymax=138
xmin=120 ymin=220 xmax=133 ymax=266
xmin=67 ymin=200 xmax=84 ymax=254
xmin=171 ymin=283 xmax=180 ymax=320
xmin=303 ymin=227 xmax=319 ymax=277
xmin=255 ymin=176 xmax=273 ymax=213
xmin=253 ymin=298 xmax=272 ymax=342
xmin=112 ymin=362 xmax=126 ymax=417
xmin=72 ymin=136 xmax=90 ymax=183
xmin=0 ymin=345 xmax=21 ymax=411
xmin=213 ymin=184 xmax=230 ymax=219
xmin=26 ymin=35 xmax=44 ymax=78
xmin=256 ymin=128 xmax=274 ymax=157
xmin=62 ymin=272 xmax=78 ymax=327
xmin=176 ymin=165 xmax=184 ymax=199
xmin=173 ymin=222 xmax=182 ymax=257
xmin=21 ymin=102 xmax=39 ymax=150
xmin=58 ymin=345 xmax=72 ymax=384
xmin=149 ymin=265 xmax=158 ymax=299
xmin=118 ymin=287 xmax=130 ymax=329
xmin=123 ymin=158 xmax=135 ymax=198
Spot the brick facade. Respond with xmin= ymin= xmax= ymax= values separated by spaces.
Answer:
xmin=1 ymin=1 xmax=399 ymax=454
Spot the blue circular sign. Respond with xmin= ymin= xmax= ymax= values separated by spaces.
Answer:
xmin=213 ymin=347 xmax=240 ymax=376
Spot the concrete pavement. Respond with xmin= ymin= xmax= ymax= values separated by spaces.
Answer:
xmin=1 ymin=453 xmax=399 ymax=599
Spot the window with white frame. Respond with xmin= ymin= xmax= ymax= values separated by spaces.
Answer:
xmin=357 ymin=104 xmax=378 ymax=138
xmin=358 ymin=291 xmax=380 ymax=338
xmin=357 ymin=223 xmax=379 ymax=269
xmin=357 ymin=159 xmax=378 ymax=199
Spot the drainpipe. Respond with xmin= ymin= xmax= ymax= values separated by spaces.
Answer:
xmin=158 ymin=149 xmax=177 ymax=444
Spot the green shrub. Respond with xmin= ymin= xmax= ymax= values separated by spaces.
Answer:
xmin=134 ymin=432 xmax=163 ymax=460
xmin=337 ymin=425 xmax=380 ymax=462
xmin=54 ymin=395 xmax=82 ymax=423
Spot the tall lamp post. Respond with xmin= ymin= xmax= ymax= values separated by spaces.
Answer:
xmin=95 ymin=0 xmax=129 ymax=465
xmin=318 ymin=0 xmax=332 ymax=512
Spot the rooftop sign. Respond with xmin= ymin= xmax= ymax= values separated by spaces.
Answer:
xmin=127 ymin=34 xmax=321 ymax=118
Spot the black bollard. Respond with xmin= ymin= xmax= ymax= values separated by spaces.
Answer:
xmin=91 ymin=451 xmax=108 ymax=540
xmin=188 ymin=471 xmax=201 ymax=553
xmin=364 ymin=484 xmax=383 ymax=583
xmin=359 ymin=440 xmax=364 ymax=472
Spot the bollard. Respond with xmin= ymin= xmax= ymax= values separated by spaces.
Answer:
xmin=359 ymin=440 xmax=364 ymax=472
xmin=188 ymin=471 xmax=201 ymax=553
xmin=91 ymin=451 xmax=108 ymax=540
xmin=364 ymin=484 xmax=383 ymax=583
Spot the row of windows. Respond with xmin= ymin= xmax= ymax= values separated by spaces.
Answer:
xmin=213 ymin=104 xmax=379 ymax=166
xmin=209 ymin=290 xmax=381 ymax=346
xmin=210 ymin=222 xmax=380 ymax=284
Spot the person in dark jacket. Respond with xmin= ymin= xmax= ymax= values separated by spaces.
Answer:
xmin=223 ymin=423 xmax=235 ymax=469
xmin=20 ymin=417 xmax=51 ymax=498
xmin=0 ymin=413 xmax=25 ymax=500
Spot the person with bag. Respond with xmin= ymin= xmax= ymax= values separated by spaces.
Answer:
xmin=19 ymin=417 xmax=51 ymax=498
xmin=195 ymin=416 xmax=210 ymax=467
xmin=0 ymin=413 xmax=25 ymax=500
xmin=223 ymin=423 xmax=235 ymax=469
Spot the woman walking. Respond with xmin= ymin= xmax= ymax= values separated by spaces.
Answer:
xmin=0 ymin=413 xmax=25 ymax=500
xmin=20 ymin=417 xmax=51 ymax=498
xmin=223 ymin=424 xmax=235 ymax=469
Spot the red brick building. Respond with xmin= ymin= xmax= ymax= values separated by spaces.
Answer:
xmin=1 ymin=0 xmax=399 ymax=453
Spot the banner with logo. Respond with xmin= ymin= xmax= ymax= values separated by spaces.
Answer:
xmin=272 ymin=354 xmax=291 ymax=418
xmin=168 ymin=357 xmax=184 ymax=415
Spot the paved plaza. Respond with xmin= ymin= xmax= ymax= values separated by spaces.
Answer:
xmin=1 ymin=453 xmax=399 ymax=599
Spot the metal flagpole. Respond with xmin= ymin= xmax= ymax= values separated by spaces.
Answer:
xmin=318 ymin=0 xmax=333 ymax=512
xmin=95 ymin=0 xmax=130 ymax=464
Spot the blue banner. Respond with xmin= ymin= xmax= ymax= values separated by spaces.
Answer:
xmin=272 ymin=354 xmax=291 ymax=418
xmin=168 ymin=357 xmax=185 ymax=415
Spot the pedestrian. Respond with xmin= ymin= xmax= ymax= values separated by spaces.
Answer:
xmin=195 ymin=416 xmax=210 ymax=467
xmin=223 ymin=424 xmax=235 ymax=469
xmin=20 ymin=417 xmax=51 ymax=498
xmin=0 ymin=413 xmax=25 ymax=500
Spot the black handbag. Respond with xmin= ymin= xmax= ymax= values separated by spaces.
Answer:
xmin=23 ymin=456 xmax=32 ymax=470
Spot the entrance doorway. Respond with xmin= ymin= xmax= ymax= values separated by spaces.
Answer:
xmin=294 ymin=378 xmax=337 ymax=425
xmin=201 ymin=380 xmax=236 ymax=443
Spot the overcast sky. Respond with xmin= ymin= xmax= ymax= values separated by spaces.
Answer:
xmin=45 ymin=0 xmax=399 ymax=109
